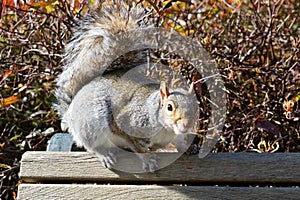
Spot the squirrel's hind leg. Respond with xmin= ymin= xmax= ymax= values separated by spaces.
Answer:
xmin=88 ymin=136 xmax=120 ymax=169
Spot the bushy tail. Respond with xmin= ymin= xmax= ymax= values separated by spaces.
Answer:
xmin=55 ymin=2 xmax=150 ymax=116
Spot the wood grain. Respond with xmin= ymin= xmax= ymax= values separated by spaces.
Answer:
xmin=19 ymin=151 xmax=300 ymax=184
xmin=17 ymin=184 xmax=300 ymax=200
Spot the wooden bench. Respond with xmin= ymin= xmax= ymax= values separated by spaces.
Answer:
xmin=18 ymin=151 xmax=300 ymax=199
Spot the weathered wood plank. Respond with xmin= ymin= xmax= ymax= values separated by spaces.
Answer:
xmin=17 ymin=184 xmax=300 ymax=200
xmin=20 ymin=152 xmax=300 ymax=184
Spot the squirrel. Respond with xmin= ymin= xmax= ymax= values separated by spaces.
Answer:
xmin=55 ymin=2 xmax=199 ymax=172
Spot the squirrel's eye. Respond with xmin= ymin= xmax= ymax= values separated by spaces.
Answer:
xmin=167 ymin=103 xmax=173 ymax=112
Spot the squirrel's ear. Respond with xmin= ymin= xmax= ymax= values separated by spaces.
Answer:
xmin=160 ymin=81 xmax=170 ymax=103
xmin=188 ymin=82 xmax=194 ymax=94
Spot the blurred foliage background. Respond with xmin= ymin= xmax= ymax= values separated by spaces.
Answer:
xmin=0 ymin=0 xmax=299 ymax=199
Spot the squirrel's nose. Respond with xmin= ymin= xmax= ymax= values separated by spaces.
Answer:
xmin=182 ymin=119 xmax=189 ymax=128
xmin=177 ymin=118 xmax=189 ymax=133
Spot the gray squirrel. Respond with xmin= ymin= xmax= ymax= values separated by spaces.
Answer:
xmin=55 ymin=2 xmax=199 ymax=172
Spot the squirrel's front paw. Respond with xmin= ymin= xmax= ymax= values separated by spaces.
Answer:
xmin=139 ymin=153 xmax=159 ymax=172
xmin=96 ymin=152 xmax=117 ymax=169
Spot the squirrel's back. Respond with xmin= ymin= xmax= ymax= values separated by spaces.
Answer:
xmin=55 ymin=2 xmax=151 ymax=117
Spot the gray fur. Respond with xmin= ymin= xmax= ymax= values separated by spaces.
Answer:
xmin=55 ymin=2 xmax=198 ymax=172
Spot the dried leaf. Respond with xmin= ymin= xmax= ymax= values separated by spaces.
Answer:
xmin=255 ymin=120 xmax=280 ymax=136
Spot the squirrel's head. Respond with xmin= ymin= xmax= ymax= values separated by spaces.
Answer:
xmin=159 ymin=81 xmax=198 ymax=135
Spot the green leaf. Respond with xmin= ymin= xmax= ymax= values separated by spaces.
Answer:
xmin=9 ymin=135 xmax=21 ymax=142
xmin=0 ymin=163 xmax=11 ymax=169
xmin=294 ymin=92 xmax=300 ymax=103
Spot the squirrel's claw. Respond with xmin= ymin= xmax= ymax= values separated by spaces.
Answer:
xmin=139 ymin=153 xmax=159 ymax=172
xmin=97 ymin=152 xmax=117 ymax=169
